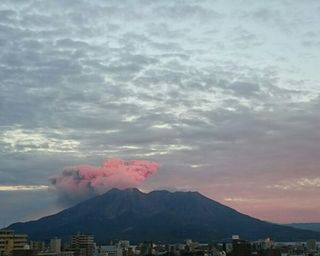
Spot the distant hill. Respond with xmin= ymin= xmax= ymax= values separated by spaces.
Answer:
xmin=8 ymin=188 xmax=320 ymax=243
xmin=286 ymin=223 xmax=320 ymax=233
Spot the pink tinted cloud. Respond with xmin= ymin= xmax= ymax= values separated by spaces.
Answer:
xmin=49 ymin=159 xmax=159 ymax=203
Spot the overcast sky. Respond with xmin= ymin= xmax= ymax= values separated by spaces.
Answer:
xmin=1 ymin=0 xmax=320 ymax=227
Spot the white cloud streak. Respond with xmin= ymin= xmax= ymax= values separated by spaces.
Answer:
xmin=267 ymin=178 xmax=320 ymax=191
xmin=0 ymin=185 xmax=49 ymax=191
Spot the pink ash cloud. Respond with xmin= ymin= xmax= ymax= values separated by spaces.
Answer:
xmin=49 ymin=159 xmax=159 ymax=203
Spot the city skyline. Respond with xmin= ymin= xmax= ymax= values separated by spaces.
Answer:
xmin=1 ymin=0 xmax=320 ymax=226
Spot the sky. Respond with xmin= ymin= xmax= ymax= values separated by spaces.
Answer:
xmin=1 ymin=0 xmax=320 ymax=227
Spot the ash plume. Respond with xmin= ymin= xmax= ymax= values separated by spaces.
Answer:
xmin=49 ymin=159 xmax=159 ymax=204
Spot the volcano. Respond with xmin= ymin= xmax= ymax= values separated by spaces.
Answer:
xmin=8 ymin=188 xmax=320 ymax=243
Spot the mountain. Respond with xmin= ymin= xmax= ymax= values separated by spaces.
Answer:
xmin=286 ymin=223 xmax=320 ymax=233
xmin=7 ymin=188 xmax=320 ymax=243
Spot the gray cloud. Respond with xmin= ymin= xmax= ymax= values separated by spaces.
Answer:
xmin=1 ymin=0 xmax=320 ymax=225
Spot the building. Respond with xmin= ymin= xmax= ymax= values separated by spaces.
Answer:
xmin=117 ymin=241 xmax=131 ymax=256
xmin=60 ymin=252 xmax=74 ymax=256
xmin=29 ymin=241 xmax=45 ymax=252
xmin=0 ymin=230 xmax=28 ymax=256
xmin=11 ymin=250 xmax=38 ymax=256
xmin=38 ymin=251 xmax=74 ymax=256
xmin=70 ymin=234 xmax=95 ymax=256
xmin=232 ymin=237 xmax=251 ymax=256
xmin=306 ymin=239 xmax=317 ymax=251
xmin=50 ymin=238 xmax=61 ymax=253
xmin=98 ymin=245 xmax=122 ymax=256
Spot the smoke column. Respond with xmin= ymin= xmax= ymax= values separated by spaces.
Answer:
xmin=49 ymin=159 xmax=159 ymax=203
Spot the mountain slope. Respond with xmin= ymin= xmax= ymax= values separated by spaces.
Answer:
xmin=8 ymin=188 xmax=320 ymax=243
xmin=286 ymin=223 xmax=320 ymax=233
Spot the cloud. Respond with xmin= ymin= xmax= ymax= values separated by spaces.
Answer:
xmin=224 ymin=197 xmax=258 ymax=203
xmin=0 ymin=185 xmax=49 ymax=191
xmin=49 ymin=159 xmax=159 ymax=203
xmin=0 ymin=0 xmax=320 ymax=225
xmin=267 ymin=177 xmax=320 ymax=191
xmin=0 ymin=128 xmax=80 ymax=153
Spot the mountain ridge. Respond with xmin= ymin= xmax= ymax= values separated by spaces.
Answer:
xmin=7 ymin=188 xmax=320 ymax=243
xmin=286 ymin=223 xmax=320 ymax=233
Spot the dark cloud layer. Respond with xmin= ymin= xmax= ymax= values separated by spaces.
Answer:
xmin=1 ymin=0 xmax=320 ymax=226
